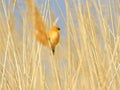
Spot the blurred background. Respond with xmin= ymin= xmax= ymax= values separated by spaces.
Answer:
xmin=0 ymin=0 xmax=120 ymax=90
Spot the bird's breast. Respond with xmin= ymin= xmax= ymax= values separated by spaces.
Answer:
xmin=49 ymin=31 xmax=60 ymax=47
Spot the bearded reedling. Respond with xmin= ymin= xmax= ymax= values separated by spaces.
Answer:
xmin=35 ymin=25 xmax=60 ymax=55
xmin=48 ymin=26 xmax=60 ymax=54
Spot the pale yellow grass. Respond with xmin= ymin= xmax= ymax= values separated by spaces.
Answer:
xmin=0 ymin=0 xmax=120 ymax=90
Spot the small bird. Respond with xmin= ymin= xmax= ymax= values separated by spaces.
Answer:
xmin=48 ymin=26 xmax=60 ymax=54
xmin=35 ymin=26 xmax=60 ymax=54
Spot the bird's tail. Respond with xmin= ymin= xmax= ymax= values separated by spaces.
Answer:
xmin=52 ymin=47 xmax=55 ymax=55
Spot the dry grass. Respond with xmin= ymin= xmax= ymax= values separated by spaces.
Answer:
xmin=0 ymin=0 xmax=120 ymax=90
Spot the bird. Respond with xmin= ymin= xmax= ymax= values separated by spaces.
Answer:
xmin=48 ymin=26 xmax=60 ymax=54
xmin=35 ymin=26 xmax=60 ymax=55
xmin=25 ymin=0 xmax=60 ymax=54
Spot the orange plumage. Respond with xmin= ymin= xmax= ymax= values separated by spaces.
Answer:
xmin=36 ymin=26 xmax=60 ymax=54
xmin=48 ymin=26 xmax=60 ymax=54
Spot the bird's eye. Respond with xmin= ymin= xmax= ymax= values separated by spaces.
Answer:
xmin=57 ymin=27 xmax=60 ymax=30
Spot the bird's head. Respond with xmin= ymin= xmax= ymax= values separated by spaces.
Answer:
xmin=51 ymin=26 xmax=61 ymax=32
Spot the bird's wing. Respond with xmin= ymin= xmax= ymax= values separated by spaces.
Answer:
xmin=25 ymin=0 xmax=49 ymax=46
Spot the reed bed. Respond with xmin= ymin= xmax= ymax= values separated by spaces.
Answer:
xmin=0 ymin=0 xmax=120 ymax=90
